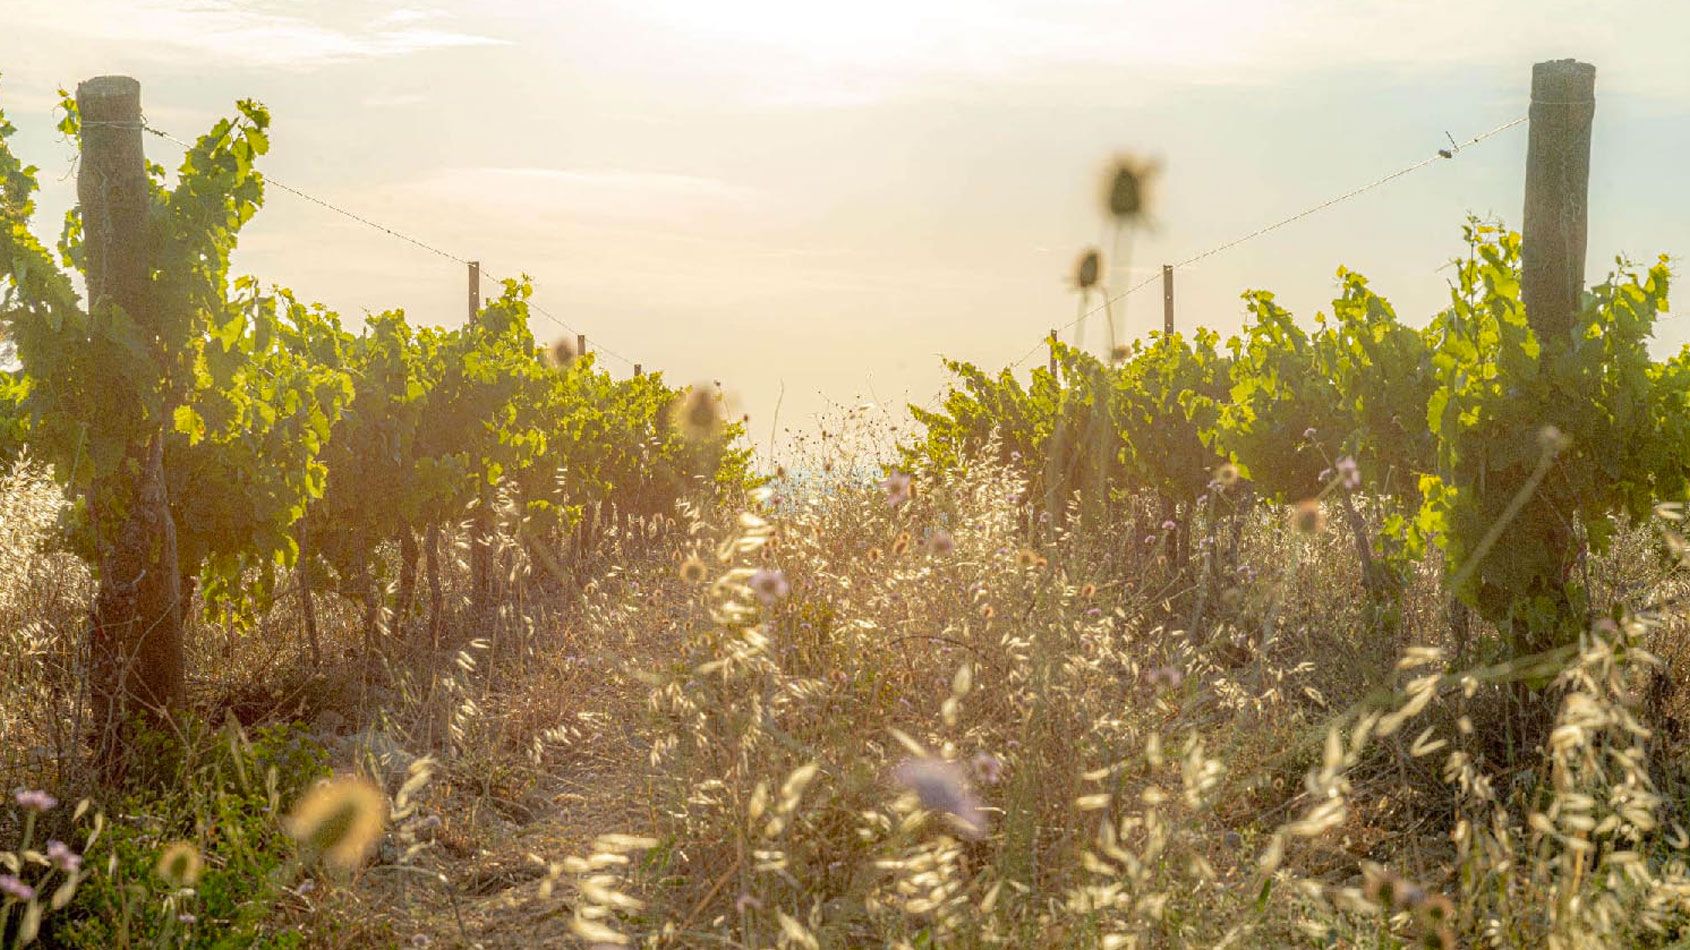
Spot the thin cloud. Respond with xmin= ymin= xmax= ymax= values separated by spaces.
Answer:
xmin=8 ymin=0 xmax=505 ymax=70
xmin=399 ymin=166 xmax=766 ymax=225
xmin=532 ymin=0 xmax=1689 ymax=107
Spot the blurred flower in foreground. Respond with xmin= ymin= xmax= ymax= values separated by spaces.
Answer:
xmin=892 ymin=757 xmax=987 ymax=839
xmin=1289 ymin=499 xmax=1326 ymax=535
xmin=46 ymin=840 xmax=80 ymax=873
xmin=285 ymin=776 xmax=388 ymax=872
xmin=1072 ymin=248 xmax=1102 ymax=291
xmin=1335 ymin=456 xmax=1360 ymax=490
xmin=156 ymin=841 xmax=203 ymax=888
xmin=0 ymin=874 xmax=34 ymax=901
xmin=678 ymin=555 xmax=708 ymax=583
xmin=1146 ymin=665 xmax=1184 ymax=690
xmin=927 ymin=528 xmax=955 ymax=556
xmin=1100 ymin=153 xmax=1159 ymax=225
xmin=671 ymin=385 xmax=724 ymax=442
xmin=13 ymin=789 xmax=56 ymax=813
xmin=545 ymin=337 xmax=577 ymax=368
xmin=881 ymin=471 xmax=913 ymax=507
xmin=749 ymin=568 xmax=790 ymax=605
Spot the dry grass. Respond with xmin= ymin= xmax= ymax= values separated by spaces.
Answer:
xmin=4 ymin=428 xmax=1690 ymax=947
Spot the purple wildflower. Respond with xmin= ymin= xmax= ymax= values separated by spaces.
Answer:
xmin=748 ymin=568 xmax=790 ymax=605
xmin=880 ymin=472 xmax=913 ymax=507
xmin=13 ymin=789 xmax=56 ymax=813
xmin=46 ymin=840 xmax=80 ymax=873
xmin=971 ymin=753 xmax=1004 ymax=785
xmin=927 ymin=529 xmax=955 ymax=556
xmin=1160 ymin=520 xmax=1176 ymax=531
xmin=0 ymin=875 xmax=34 ymax=901
xmin=891 ymin=758 xmax=987 ymax=839
xmin=1146 ymin=665 xmax=1185 ymax=690
xmin=1335 ymin=456 xmax=1361 ymax=490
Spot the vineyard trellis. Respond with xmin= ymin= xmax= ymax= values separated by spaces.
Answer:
xmin=0 ymin=58 xmax=1684 ymax=777
xmin=0 ymin=75 xmax=755 ymax=775
xmin=908 ymin=59 xmax=1690 ymax=661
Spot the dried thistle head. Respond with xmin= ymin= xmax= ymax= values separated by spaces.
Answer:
xmin=671 ymin=385 xmax=724 ymax=442
xmin=1289 ymin=499 xmax=1326 ymax=535
xmin=285 ymin=776 xmax=388 ymax=872
xmin=1099 ymin=153 xmax=1159 ymax=224
xmin=678 ymin=555 xmax=708 ymax=583
xmin=1072 ymin=248 xmax=1102 ymax=291
xmin=156 ymin=841 xmax=203 ymax=888
xmin=546 ymin=337 xmax=578 ymax=368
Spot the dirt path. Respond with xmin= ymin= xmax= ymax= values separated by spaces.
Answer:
xmin=345 ymin=641 xmax=665 ymax=947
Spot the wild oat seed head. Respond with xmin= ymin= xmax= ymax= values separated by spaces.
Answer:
xmin=285 ymin=776 xmax=388 ymax=872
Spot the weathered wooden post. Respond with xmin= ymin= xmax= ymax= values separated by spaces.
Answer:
xmin=467 ymin=260 xmax=481 ymax=324
xmin=79 ymin=76 xmax=185 ymax=766
xmin=577 ymin=333 xmax=587 ymax=360
xmin=1521 ymin=59 xmax=1595 ymax=344
xmin=468 ymin=258 xmax=493 ymax=635
xmin=1047 ymin=329 xmax=1058 ymax=375
xmin=1514 ymin=59 xmax=1596 ymax=657
xmin=1161 ymin=265 xmax=1175 ymax=338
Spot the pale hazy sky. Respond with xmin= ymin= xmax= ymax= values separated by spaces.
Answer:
xmin=3 ymin=1 xmax=1687 ymax=455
